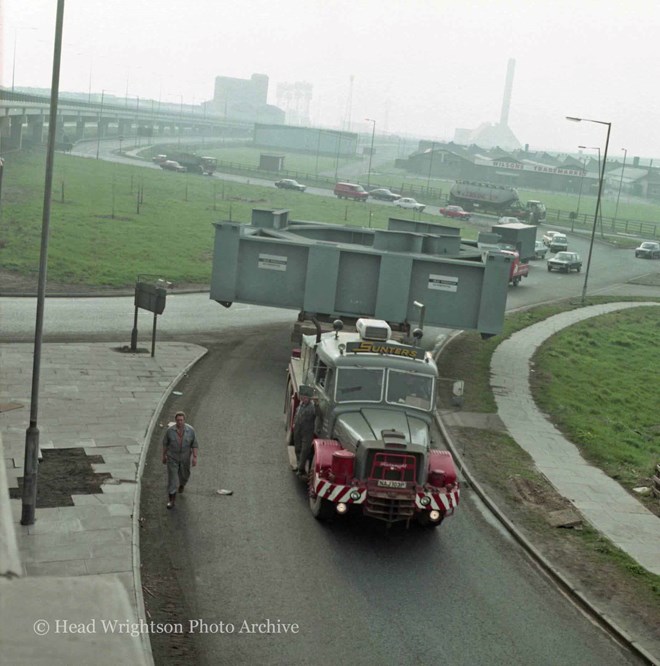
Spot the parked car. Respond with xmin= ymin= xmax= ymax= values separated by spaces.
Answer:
xmin=275 ymin=178 xmax=306 ymax=192
xmin=333 ymin=182 xmax=369 ymax=201
xmin=542 ymin=230 xmax=561 ymax=246
xmin=369 ymin=188 xmax=401 ymax=202
xmin=439 ymin=205 xmax=471 ymax=220
xmin=548 ymin=233 xmax=568 ymax=253
xmin=498 ymin=216 xmax=520 ymax=225
xmin=395 ymin=197 xmax=426 ymax=212
xmin=634 ymin=241 xmax=660 ymax=259
xmin=152 ymin=154 xmax=167 ymax=164
xmin=547 ymin=251 xmax=582 ymax=273
xmin=533 ymin=240 xmax=548 ymax=260
xmin=160 ymin=160 xmax=187 ymax=173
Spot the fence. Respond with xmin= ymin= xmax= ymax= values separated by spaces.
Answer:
xmin=544 ymin=207 xmax=659 ymax=240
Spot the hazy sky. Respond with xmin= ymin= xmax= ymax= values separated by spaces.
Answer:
xmin=1 ymin=0 xmax=659 ymax=159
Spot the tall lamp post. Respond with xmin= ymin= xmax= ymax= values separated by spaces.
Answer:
xmin=578 ymin=144 xmax=603 ymax=238
xmin=426 ymin=142 xmax=436 ymax=195
xmin=575 ymin=153 xmax=588 ymax=218
xmin=614 ymin=147 xmax=628 ymax=224
xmin=365 ymin=118 xmax=376 ymax=190
xmin=95 ymin=89 xmax=111 ymax=160
xmin=21 ymin=0 xmax=66 ymax=526
xmin=567 ymin=116 xmax=611 ymax=304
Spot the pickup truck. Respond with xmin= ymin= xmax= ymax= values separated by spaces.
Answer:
xmin=547 ymin=251 xmax=582 ymax=273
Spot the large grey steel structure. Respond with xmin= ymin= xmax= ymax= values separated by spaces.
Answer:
xmin=210 ymin=209 xmax=512 ymax=337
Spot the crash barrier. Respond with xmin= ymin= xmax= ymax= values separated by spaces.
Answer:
xmin=653 ymin=463 xmax=660 ymax=499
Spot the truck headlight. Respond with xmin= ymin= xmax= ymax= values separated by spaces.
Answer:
xmin=429 ymin=510 xmax=441 ymax=522
xmin=420 ymin=496 xmax=431 ymax=507
xmin=350 ymin=491 xmax=361 ymax=501
xmin=336 ymin=502 xmax=348 ymax=515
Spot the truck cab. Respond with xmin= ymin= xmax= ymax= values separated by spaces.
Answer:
xmin=286 ymin=318 xmax=459 ymax=528
xmin=526 ymin=200 xmax=547 ymax=223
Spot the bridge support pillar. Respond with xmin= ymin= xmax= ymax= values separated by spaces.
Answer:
xmin=0 ymin=117 xmax=10 ymax=152
xmin=28 ymin=116 xmax=45 ymax=145
xmin=97 ymin=118 xmax=110 ymax=140
xmin=75 ymin=119 xmax=86 ymax=140
xmin=3 ymin=115 xmax=25 ymax=150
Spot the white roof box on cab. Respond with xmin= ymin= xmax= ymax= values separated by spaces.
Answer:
xmin=356 ymin=318 xmax=391 ymax=341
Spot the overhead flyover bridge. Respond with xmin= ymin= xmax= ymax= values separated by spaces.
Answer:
xmin=0 ymin=87 xmax=252 ymax=152
xmin=210 ymin=209 xmax=513 ymax=339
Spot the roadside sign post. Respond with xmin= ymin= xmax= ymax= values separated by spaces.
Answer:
xmin=130 ymin=276 xmax=169 ymax=355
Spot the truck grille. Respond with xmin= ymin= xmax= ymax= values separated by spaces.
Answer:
xmin=363 ymin=451 xmax=418 ymax=524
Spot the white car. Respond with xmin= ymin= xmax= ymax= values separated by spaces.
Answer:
xmin=394 ymin=197 xmax=425 ymax=212
xmin=533 ymin=240 xmax=548 ymax=259
xmin=542 ymin=230 xmax=563 ymax=246
xmin=498 ymin=216 xmax=520 ymax=225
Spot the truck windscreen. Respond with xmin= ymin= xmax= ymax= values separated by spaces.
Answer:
xmin=386 ymin=370 xmax=434 ymax=411
xmin=335 ymin=368 xmax=384 ymax=403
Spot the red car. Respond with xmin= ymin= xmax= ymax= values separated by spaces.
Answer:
xmin=439 ymin=205 xmax=471 ymax=220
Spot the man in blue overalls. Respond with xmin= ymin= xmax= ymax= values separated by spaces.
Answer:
xmin=162 ymin=411 xmax=199 ymax=509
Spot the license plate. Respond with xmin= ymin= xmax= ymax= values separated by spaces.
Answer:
xmin=377 ymin=480 xmax=406 ymax=489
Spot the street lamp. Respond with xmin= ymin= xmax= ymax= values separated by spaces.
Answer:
xmin=365 ymin=118 xmax=376 ymax=189
xmin=575 ymin=152 xmax=588 ymax=218
xmin=426 ymin=142 xmax=436 ymax=195
xmin=95 ymin=89 xmax=111 ymax=160
xmin=579 ymin=144 xmax=606 ymax=240
xmin=567 ymin=116 xmax=611 ymax=304
xmin=614 ymin=148 xmax=628 ymax=224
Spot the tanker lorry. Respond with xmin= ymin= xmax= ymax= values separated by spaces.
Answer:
xmin=449 ymin=181 xmax=545 ymax=223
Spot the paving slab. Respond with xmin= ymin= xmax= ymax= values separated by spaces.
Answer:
xmin=0 ymin=341 xmax=207 ymax=664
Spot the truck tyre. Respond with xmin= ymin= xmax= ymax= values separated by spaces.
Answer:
xmin=284 ymin=384 xmax=294 ymax=446
xmin=547 ymin=265 xmax=552 ymax=272
xmin=308 ymin=455 xmax=334 ymax=521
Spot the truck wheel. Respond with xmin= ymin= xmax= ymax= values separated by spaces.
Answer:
xmin=547 ymin=265 xmax=552 ymax=272
xmin=309 ymin=492 xmax=334 ymax=521
xmin=576 ymin=266 xmax=581 ymax=272
xmin=284 ymin=385 xmax=294 ymax=446
xmin=308 ymin=456 xmax=334 ymax=521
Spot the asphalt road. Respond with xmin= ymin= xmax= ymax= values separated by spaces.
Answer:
xmin=141 ymin=323 xmax=640 ymax=666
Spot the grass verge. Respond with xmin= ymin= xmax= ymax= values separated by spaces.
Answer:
xmin=436 ymin=296 xmax=660 ymax=614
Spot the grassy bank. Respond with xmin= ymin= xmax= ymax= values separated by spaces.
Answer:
xmin=436 ymin=297 xmax=660 ymax=604
xmin=1 ymin=149 xmax=457 ymax=287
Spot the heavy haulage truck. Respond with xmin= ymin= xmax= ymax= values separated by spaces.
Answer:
xmin=449 ymin=180 xmax=546 ymax=223
xmin=285 ymin=317 xmax=460 ymax=528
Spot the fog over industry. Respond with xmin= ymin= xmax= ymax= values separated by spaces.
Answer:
xmin=1 ymin=0 xmax=660 ymax=158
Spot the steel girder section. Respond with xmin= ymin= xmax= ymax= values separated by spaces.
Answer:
xmin=210 ymin=219 xmax=511 ymax=336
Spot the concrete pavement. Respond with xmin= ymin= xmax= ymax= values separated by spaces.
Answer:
xmin=0 ymin=341 xmax=206 ymax=665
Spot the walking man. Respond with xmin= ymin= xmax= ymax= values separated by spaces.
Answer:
xmin=162 ymin=411 xmax=198 ymax=509
xmin=294 ymin=386 xmax=320 ymax=478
